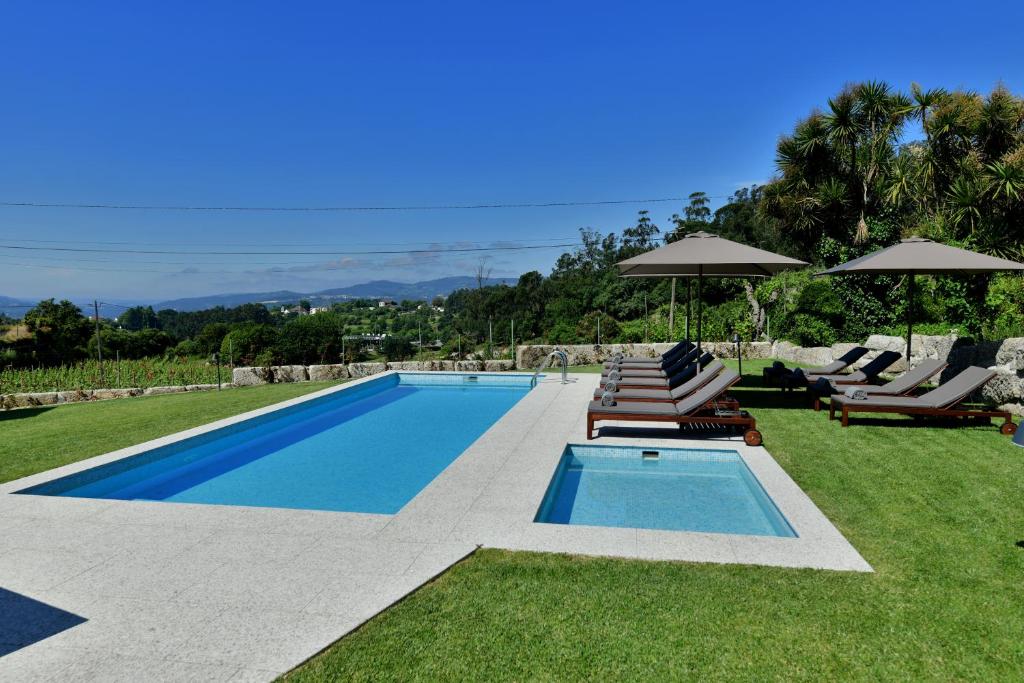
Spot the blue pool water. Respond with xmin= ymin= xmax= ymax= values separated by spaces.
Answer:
xmin=20 ymin=373 xmax=533 ymax=514
xmin=535 ymin=445 xmax=795 ymax=537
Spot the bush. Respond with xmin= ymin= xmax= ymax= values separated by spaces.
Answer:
xmin=277 ymin=314 xmax=343 ymax=365
xmin=576 ymin=312 xmax=620 ymax=344
xmin=381 ymin=336 xmax=413 ymax=361
xmin=221 ymin=324 xmax=278 ymax=366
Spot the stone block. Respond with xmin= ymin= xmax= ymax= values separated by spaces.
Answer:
xmin=483 ymin=360 xmax=514 ymax=372
xmin=269 ymin=365 xmax=308 ymax=383
xmin=308 ymin=364 xmax=350 ymax=381
xmin=347 ymin=362 xmax=387 ymax=378
xmin=143 ymin=385 xmax=187 ymax=396
xmin=232 ymin=367 xmax=271 ymax=386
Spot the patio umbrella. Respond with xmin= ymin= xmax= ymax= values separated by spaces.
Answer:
xmin=817 ymin=237 xmax=1024 ymax=360
xmin=617 ymin=231 xmax=808 ymax=351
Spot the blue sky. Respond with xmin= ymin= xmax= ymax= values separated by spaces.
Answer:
xmin=1 ymin=1 xmax=1023 ymax=302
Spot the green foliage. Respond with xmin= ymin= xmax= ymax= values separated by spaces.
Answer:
xmin=220 ymin=324 xmax=279 ymax=366
xmin=984 ymin=273 xmax=1024 ymax=338
xmin=277 ymin=314 xmax=343 ymax=365
xmin=0 ymin=357 xmax=220 ymax=393
xmin=575 ymin=312 xmax=620 ymax=344
xmin=22 ymin=299 xmax=92 ymax=365
xmin=380 ymin=335 xmax=414 ymax=361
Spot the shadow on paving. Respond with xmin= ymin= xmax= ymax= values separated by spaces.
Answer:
xmin=0 ymin=587 xmax=86 ymax=656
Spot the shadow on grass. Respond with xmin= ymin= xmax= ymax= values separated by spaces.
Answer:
xmin=0 ymin=588 xmax=87 ymax=656
xmin=729 ymin=387 xmax=811 ymax=410
xmin=0 ymin=406 xmax=54 ymax=421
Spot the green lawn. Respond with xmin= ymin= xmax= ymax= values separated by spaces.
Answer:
xmin=0 ymin=381 xmax=341 ymax=484
xmin=287 ymin=359 xmax=1024 ymax=681
xmin=3 ymin=364 xmax=1023 ymax=679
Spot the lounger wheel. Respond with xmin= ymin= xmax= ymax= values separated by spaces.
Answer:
xmin=743 ymin=429 xmax=763 ymax=447
xmin=1000 ymin=421 xmax=1017 ymax=435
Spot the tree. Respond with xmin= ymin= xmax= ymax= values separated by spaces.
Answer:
xmin=23 ymin=299 xmax=92 ymax=364
xmin=119 ymin=305 xmax=160 ymax=331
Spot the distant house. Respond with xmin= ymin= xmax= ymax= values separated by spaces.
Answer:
xmin=279 ymin=305 xmax=304 ymax=315
xmin=377 ymin=299 xmax=397 ymax=308
xmin=309 ymin=306 xmax=330 ymax=315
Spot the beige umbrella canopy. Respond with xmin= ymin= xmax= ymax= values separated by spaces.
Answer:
xmin=817 ymin=237 xmax=1024 ymax=359
xmin=617 ymin=231 xmax=808 ymax=350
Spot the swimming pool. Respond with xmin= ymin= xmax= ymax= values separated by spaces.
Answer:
xmin=535 ymin=444 xmax=796 ymax=537
xmin=18 ymin=373 xmax=534 ymax=514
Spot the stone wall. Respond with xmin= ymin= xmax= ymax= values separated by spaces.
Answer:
xmin=0 ymin=383 xmax=228 ymax=410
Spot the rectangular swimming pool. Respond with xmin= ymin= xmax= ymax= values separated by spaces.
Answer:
xmin=18 ymin=373 xmax=534 ymax=514
xmin=535 ymin=444 xmax=796 ymax=537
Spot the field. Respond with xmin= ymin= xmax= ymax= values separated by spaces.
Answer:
xmin=0 ymin=357 xmax=224 ymax=394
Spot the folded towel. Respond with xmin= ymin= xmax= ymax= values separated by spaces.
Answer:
xmin=844 ymin=386 xmax=868 ymax=400
xmin=611 ymin=352 xmax=624 ymax=362
xmin=607 ymin=369 xmax=621 ymax=381
xmin=600 ymin=391 xmax=616 ymax=407
xmin=604 ymin=380 xmax=618 ymax=393
xmin=792 ymin=368 xmax=805 ymax=380
xmin=772 ymin=360 xmax=786 ymax=370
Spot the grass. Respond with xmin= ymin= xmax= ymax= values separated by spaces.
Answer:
xmin=4 ymin=362 xmax=1023 ymax=678
xmin=0 ymin=380 xmax=341 ymax=484
xmin=285 ymin=359 xmax=1024 ymax=681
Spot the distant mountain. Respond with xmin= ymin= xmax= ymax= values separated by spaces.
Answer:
xmin=151 ymin=276 xmax=518 ymax=312
xmin=0 ymin=296 xmax=38 ymax=317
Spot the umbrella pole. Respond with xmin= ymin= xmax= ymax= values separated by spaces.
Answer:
xmin=669 ymin=277 xmax=676 ymax=342
xmin=697 ymin=265 xmax=703 ymax=355
xmin=906 ymin=274 xmax=915 ymax=363
xmin=684 ymin=279 xmax=691 ymax=345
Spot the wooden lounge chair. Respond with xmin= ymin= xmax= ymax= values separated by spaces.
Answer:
xmin=764 ymin=346 xmax=869 ymax=386
xmin=601 ymin=348 xmax=700 ymax=378
xmin=594 ymin=359 xmax=724 ymax=401
xmin=599 ymin=353 xmax=713 ymax=390
xmin=588 ymin=369 xmax=762 ymax=446
xmin=828 ymin=366 xmax=1017 ymax=433
xmin=602 ymin=341 xmax=693 ymax=368
xmin=810 ymin=358 xmax=947 ymax=411
xmin=804 ymin=350 xmax=902 ymax=385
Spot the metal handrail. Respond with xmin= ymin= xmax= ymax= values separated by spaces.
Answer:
xmin=531 ymin=348 xmax=569 ymax=387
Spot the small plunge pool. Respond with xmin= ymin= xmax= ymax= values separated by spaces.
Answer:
xmin=535 ymin=444 xmax=795 ymax=537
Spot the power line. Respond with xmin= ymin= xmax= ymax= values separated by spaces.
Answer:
xmin=0 ymin=235 xmax=582 ymax=248
xmin=0 ymin=197 xmax=707 ymax=212
xmin=0 ymin=242 xmax=581 ymax=256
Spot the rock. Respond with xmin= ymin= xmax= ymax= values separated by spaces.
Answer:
xmin=10 ymin=392 xmax=60 ymax=407
xmin=232 ymin=366 xmax=271 ymax=386
xmin=994 ymin=338 xmax=1024 ymax=373
xmin=270 ymin=365 xmax=308 ymax=383
xmin=483 ymin=360 xmax=514 ymax=372
xmin=308 ymin=364 xmax=350 ymax=381
xmin=865 ymin=335 xmax=906 ymax=354
xmin=456 ymin=360 xmax=484 ymax=371
xmin=143 ymin=385 xmax=187 ymax=395
xmin=980 ymin=370 xmax=1022 ymax=405
xmin=56 ymin=389 xmax=93 ymax=404
xmin=185 ymin=384 xmax=222 ymax=392
xmin=90 ymin=388 xmax=142 ymax=401
xmin=347 ymin=362 xmax=387 ymax=377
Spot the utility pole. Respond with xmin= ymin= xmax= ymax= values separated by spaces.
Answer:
xmin=488 ymin=317 xmax=493 ymax=359
xmin=597 ymin=314 xmax=601 ymax=345
xmin=643 ymin=294 xmax=649 ymax=343
xmin=510 ymin=319 xmax=515 ymax=362
xmin=93 ymin=300 xmax=103 ymax=376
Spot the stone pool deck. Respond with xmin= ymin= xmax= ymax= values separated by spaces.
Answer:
xmin=0 ymin=371 xmax=869 ymax=681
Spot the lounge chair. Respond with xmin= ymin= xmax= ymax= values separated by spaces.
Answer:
xmin=828 ymin=366 xmax=1017 ymax=433
xmin=810 ymin=358 xmax=947 ymax=411
xmin=595 ymin=359 xmax=724 ymax=401
xmin=599 ymin=353 xmax=713 ymax=390
xmin=804 ymin=350 xmax=903 ymax=385
xmin=588 ymin=369 xmax=762 ymax=446
xmin=763 ymin=346 xmax=870 ymax=386
xmin=602 ymin=341 xmax=693 ymax=368
xmin=598 ymin=339 xmax=696 ymax=368
xmin=601 ymin=347 xmax=700 ymax=378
